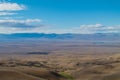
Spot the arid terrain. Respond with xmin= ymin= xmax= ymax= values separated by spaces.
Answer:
xmin=0 ymin=0 xmax=119 ymax=79
xmin=0 ymin=40 xmax=120 ymax=80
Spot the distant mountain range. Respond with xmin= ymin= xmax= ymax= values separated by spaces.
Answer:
xmin=0 ymin=33 xmax=120 ymax=41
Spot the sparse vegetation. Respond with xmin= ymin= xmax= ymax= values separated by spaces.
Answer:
xmin=59 ymin=72 xmax=75 ymax=80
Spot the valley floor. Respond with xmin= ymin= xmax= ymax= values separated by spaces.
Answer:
xmin=0 ymin=53 xmax=120 ymax=80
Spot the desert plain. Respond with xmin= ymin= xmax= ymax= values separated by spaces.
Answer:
xmin=0 ymin=40 xmax=120 ymax=80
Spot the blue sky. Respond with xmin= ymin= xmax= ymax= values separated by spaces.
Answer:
xmin=0 ymin=0 xmax=120 ymax=34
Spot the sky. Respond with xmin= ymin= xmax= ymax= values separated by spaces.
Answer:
xmin=0 ymin=0 xmax=120 ymax=34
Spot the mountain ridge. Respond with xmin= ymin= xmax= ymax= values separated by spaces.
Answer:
xmin=0 ymin=33 xmax=120 ymax=41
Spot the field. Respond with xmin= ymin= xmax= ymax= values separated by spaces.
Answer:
xmin=0 ymin=39 xmax=120 ymax=80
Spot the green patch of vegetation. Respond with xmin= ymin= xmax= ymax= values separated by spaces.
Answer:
xmin=59 ymin=72 xmax=75 ymax=80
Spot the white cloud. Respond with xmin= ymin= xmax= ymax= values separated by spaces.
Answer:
xmin=0 ymin=26 xmax=44 ymax=34
xmin=1 ymin=22 xmax=120 ymax=34
xmin=76 ymin=24 xmax=120 ymax=34
xmin=0 ymin=1 xmax=44 ymax=34
xmin=0 ymin=19 xmax=42 ymax=32
xmin=0 ymin=2 xmax=25 ymax=11
xmin=0 ymin=12 xmax=17 ymax=15
xmin=0 ymin=19 xmax=42 ymax=23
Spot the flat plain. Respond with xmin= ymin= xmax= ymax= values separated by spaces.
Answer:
xmin=0 ymin=39 xmax=120 ymax=80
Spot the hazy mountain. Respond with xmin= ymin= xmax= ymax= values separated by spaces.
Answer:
xmin=0 ymin=33 xmax=120 ymax=41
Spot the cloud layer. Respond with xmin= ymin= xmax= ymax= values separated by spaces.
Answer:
xmin=0 ymin=19 xmax=41 ymax=23
xmin=0 ymin=1 xmax=25 ymax=16
xmin=78 ymin=24 xmax=120 ymax=34
xmin=0 ymin=19 xmax=42 ymax=28
xmin=0 ymin=2 xmax=25 ymax=11
xmin=0 ymin=1 xmax=43 ymax=34
xmin=0 ymin=19 xmax=44 ymax=34
xmin=0 ymin=12 xmax=17 ymax=16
